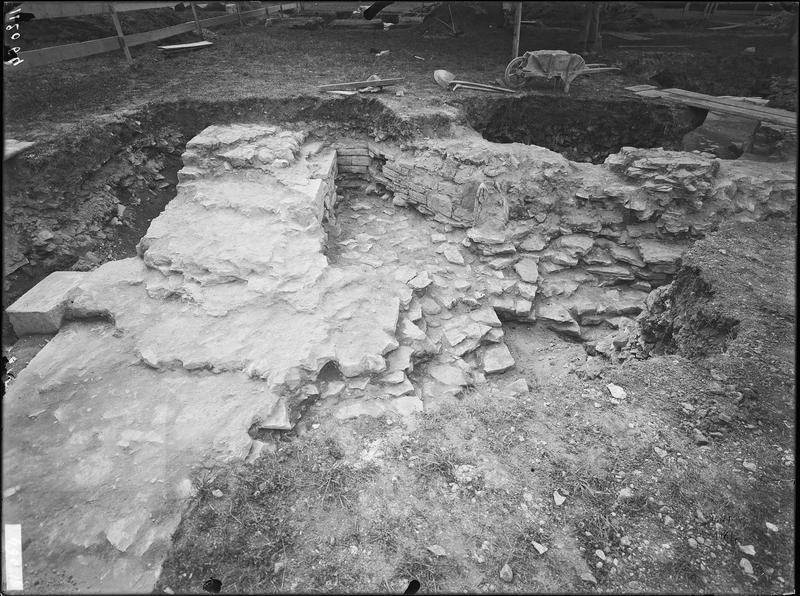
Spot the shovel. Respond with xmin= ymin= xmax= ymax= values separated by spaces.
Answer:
xmin=434 ymin=69 xmax=516 ymax=93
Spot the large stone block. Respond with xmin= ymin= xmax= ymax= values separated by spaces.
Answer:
xmin=7 ymin=271 xmax=86 ymax=336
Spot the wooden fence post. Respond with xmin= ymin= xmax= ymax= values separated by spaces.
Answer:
xmin=236 ymin=2 xmax=244 ymax=28
xmin=190 ymin=2 xmax=203 ymax=36
xmin=108 ymin=3 xmax=132 ymax=65
xmin=511 ymin=1 xmax=522 ymax=60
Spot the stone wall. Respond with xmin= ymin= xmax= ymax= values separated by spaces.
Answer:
xmin=329 ymin=127 xmax=795 ymax=340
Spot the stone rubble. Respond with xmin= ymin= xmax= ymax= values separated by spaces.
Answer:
xmin=4 ymin=110 xmax=796 ymax=593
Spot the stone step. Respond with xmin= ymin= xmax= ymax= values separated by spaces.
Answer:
xmin=6 ymin=271 xmax=86 ymax=336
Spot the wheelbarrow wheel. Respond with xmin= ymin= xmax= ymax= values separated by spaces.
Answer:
xmin=504 ymin=56 xmax=528 ymax=89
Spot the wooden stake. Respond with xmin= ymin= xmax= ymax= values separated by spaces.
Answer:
xmin=590 ymin=2 xmax=601 ymax=52
xmin=190 ymin=1 xmax=203 ymax=36
xmin=236 ymin=2 xmax=244 ymax=28
xmin=511 ymin=1 xmax=522 ymax=60
xmin=109 ymin=3 xmax=132 ymax=65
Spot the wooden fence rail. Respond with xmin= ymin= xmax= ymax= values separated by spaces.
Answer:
xmin=8 ymin=3 xmax=299 ymax=71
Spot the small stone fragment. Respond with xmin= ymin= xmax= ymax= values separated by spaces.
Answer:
xmin=443 ymin=245 xmax=465 ymax=265
xmin=408 ymin=271 xmax=432 ymax=290
xmin=481 ymin=344 xmax=515 ymax=374
xmin=532 ymin=541 xmax=548 ymax=555
xmin=739 ymin=558 xmax=754 ymax=575
xmin=738 ymin=544 xmax=756 ymax=556
xmin=688 ymin=538 xmax=698 ymax=548
xmin=595 ymin=549 xmax=606 ymax=560
xmin=427 ymin=544 xmax=447 ymax=557
xmin=618 ymin=487 xmax=634 ymax=499
xmin=504 ymin=378 xmax=529 ymax=397
xmin=553 ymin=490 xmax=566 ymax=506
xmin=211 ymin=489 xmax=224 ymax=498
xmin=742 ymin=461 xmax=757 ymax=472
xmin=513 ymin=258 xmax=539 ymax=283
xmin=765 ymin=521 xmax=778 ymax=532
xmin=499 ymin=563 xmax=514 ymax=583
xmin=606 ymin=383 xmax=627 ymax=400
xmin=580 ymin=571 xmax=597 ymax=585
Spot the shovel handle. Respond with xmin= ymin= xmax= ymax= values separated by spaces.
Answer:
xmin=450 ymin=80 xmax=516 ymax=93
xmin=452 ymin=84 xmax=514 ymax=93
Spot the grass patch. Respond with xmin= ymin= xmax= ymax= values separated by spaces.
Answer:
xmin=392 ymin=549 xmax=460 ymax=594
xmin=156 ymin=433 xmax=379 ymax=593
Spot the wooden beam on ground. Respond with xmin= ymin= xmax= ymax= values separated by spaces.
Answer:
xmin=158 ymin=40 xmax=213 ymax=52
xmin=606 ymin=31 xmax=652 ymax=40
xmin=629 ymin=87 xmax=796 ymax=127
xmin=318 ymin=77 xmax=405 ymax=91
xmin=108 ymin=3 xmax=132 ymax=65
xmin=4 ymin=140 xmax=35 ymax=160
xmin=190 ymin=1 xmax=203 ymax=36
xmin=511 ymin=1 xmax=522 ymax=60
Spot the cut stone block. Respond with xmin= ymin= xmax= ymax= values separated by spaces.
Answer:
xmin=481 ymin=343 xmax=515 ymax=374
xmin=6 ymin=271 xmax=86 ymax=336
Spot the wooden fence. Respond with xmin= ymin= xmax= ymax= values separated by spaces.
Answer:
xmin=8 ymin=2 xmax=300 ymax=70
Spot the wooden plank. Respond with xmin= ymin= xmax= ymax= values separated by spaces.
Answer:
xmin=158 ymin=40 xmax=213 ymax=51
xmin=10 ymin=8 xmax=267 ymax=70
xmin=606 ymin=31 xmax=652 ymax=40
xmin=707 ymin=22 xmax=746 ymax=30
xmin=109 ymin=3 xmax=133 ymax=65
xmin=638 ymin=89 xmax=795 ymax=126
xmin=319 ymin=77 xmax=405 ymax=91
xmin=19 ymin=1 xmax=178 ymax=19
xmin=124 ymin=21 xmax=199 ymax=46
xmin=190 ymin=2 xmax=203 ymax=36
xmin=617 ymin=44 xmax=690 ymax=48
xmin=267 ymin=3 xmax=299 ymax=14
xmin=13 ymin=36 xmax=121 ymax=69
xmin=662 ymin=88 xmax=795 ymax=120
xmin=4 ymin=140 xmax=35 ymax=160
xmin=512 ymin=1 xmax=522 ymax=60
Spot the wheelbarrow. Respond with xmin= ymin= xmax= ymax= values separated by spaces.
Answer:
xmin=504 ymin=50 xmax=620 ymax=94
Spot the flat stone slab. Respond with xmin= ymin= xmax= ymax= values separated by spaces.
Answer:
xmin=1 ymin=125 xmax=415 ymax=593
xmin=481 ymin=343 xmax=515 ymax=374
xmin=6 ymin=271 xmax=86 ymax=335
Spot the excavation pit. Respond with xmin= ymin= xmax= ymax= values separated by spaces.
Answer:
xmin=463 ymin=95 xmax=707 ymax=164
xmin=2 ymin=97 xmax=797 ymax=594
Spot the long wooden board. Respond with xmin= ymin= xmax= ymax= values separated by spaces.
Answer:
xmin=632 ymin=88 xmax=795 ymax=127
xmin=606 ymin=31 xmax=652 ymax=41
xmin=661 ymin=88 xmax=791 ymax=117
xmin=319 ymin=78 xmax=405 ymax=91
xmin=158 ymin=40 xmax=213 ymax=52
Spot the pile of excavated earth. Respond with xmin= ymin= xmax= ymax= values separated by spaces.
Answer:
xmin=3 ymin=106 xmax=795 ymax=591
